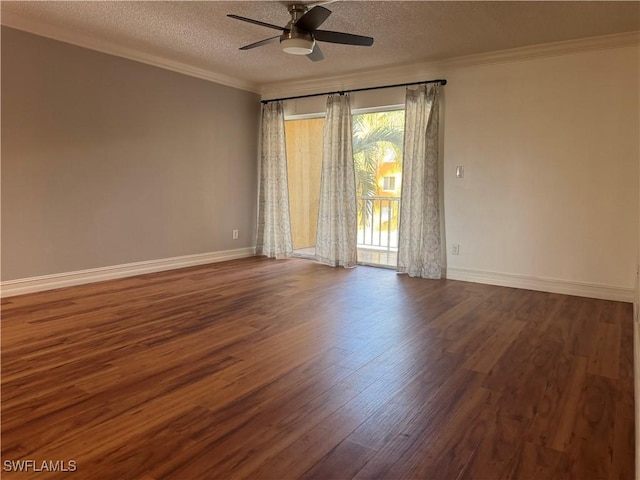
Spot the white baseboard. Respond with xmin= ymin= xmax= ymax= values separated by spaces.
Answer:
xmin=0 ymin=247 xmax=256 ymax=298
xmin=445 ymin=266 xmax=635 ymax=303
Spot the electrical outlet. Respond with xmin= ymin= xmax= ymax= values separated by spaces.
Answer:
xmin=452 ymin=244 xmax=460 ymax=255
xmin=232 ymin=229 xmax=239 ymax=240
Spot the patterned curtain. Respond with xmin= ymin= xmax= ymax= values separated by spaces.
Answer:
xmin=398 ymin=83 xmax=442 ymax=278
xmin=256 ymin=101 xmax=293 ymax=259
xmin=315 ymin=94 xmax=358 ymax=267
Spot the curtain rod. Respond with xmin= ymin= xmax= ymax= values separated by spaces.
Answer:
xmin=260 ymin=78 xmax=447 ymax=104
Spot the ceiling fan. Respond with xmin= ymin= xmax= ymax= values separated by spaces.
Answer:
xmin=227 ymin=3 xmax=374 ymax=62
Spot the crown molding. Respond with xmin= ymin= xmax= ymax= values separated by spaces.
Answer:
xmin=1 ymin=11 xmax=261 ymax=94
xmin=260 ymin=30 xmax=640 ymax=100
xmin=2 ymin=9 xmax=636 ymax=100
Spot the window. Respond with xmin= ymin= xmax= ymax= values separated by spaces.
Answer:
xmin=382 ymin=176 xmax=396 ymax=192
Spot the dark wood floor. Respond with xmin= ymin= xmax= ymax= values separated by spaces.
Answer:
xmin=1 ymin=257 xmax=634 ymax=479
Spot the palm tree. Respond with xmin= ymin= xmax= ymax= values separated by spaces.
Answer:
xmin=352 ymin=111 xmax=404 ymax=227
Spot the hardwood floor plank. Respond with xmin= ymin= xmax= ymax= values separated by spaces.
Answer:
xmin=513 ymin=291 xmax=565 ymax=326
xmin=567 ymin=374 xmax=619 ymax=479
xmin=156 ymin=383 xmax=363 ymax=479
xmin=461 ymin=316 xmax=526 ymax=374
xmin=147 ymin=362 xmax=355 ymax=478
xmin=504 ymin=442 xmax=570 ymax=480
xmin=1 ymin=257 xmax=634 ymax=479
xmin=445 ymin=308 xmax=504 ymax=357
xmin=247 ymin=376 xmax=398 ymax=480
xmin=456 ymin=405 xmax=530 ymax=480
xmin=390 ymin=386 xmax=495 ymax=480
xmin=346 ymin=351 xmax=467 ymax=452
xmin=299 ymin=440 xmax=376 ymax=480
xmin=566 ymin=301 xmax=600 ymax=357
xmin=588 ymin=322 xmax=622 ymax=379
xmin=64 ymin=407 xmax=208 ymax=480
xmin=351 ymin=367 xmax=487 ymax=479
xmin=526 ymin=354 xmax=588 ymax=450
xmin=610 ymin=405 xmax=635 ymax=480
xmin=480 ymin=286 xmax=534 ymax=314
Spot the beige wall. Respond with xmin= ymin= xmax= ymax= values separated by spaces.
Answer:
xmin=4 ymin=25 xmax=637 ymax=294
xmin=1 ymin=27 xmax=261 ymax=281
xmin=281 ymin=43 xmax=639 ymax=293
xmin=444 ymin=44 xmax=639 ymax=291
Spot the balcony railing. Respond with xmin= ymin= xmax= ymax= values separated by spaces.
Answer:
xmin=357 ymin=196 xmax=400 ymax=256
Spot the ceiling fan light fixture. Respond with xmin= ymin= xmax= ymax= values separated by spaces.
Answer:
xmin=281 ymin=36 xmax=315 ymax=55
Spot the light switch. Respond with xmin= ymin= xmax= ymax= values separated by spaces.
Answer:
xmin=456 ymin=166 xmax=464 ymax=178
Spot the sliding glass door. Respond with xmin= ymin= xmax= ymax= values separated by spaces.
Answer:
xmin=352 ymin=110 xmax=404 ymax=267
xmin=285 ymin=108 xmax=405 ymax=267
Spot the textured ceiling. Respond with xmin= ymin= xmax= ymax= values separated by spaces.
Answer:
xmin=2 ymin=1 xmax=639 ymax=91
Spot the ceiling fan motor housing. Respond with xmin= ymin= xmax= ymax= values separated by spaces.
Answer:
xmin=281 ymin=5 xmax=315 ymax=55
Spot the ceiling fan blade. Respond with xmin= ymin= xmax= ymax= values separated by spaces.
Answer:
xmin=295 ymin=5 xmax=331 ymax=32
xmin=239 ymin=36 xmax=281 ymax=50
xmin=314 ymin=30 xmax=374 ymax=46
xmin=307 ymin=43 xmax=324 ymax=62
xmin=227 ymin=14 xmax=283 ymax=31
